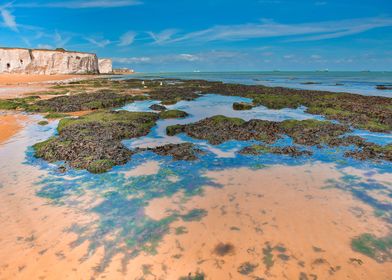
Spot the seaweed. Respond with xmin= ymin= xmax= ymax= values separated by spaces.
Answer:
xmin=159 ymin=110 xmax=189 ymax=119
xmin=351 ymin=233 xmax=392 ymax=262
xmin=181 ymin=209 xmax=208 ymax=222
xmin=237 ymin=262 xmax=258 ymax=275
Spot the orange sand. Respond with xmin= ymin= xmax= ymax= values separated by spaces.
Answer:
xmin=141 ymin=164 xmax=392 ymax=279
xmin=0 ymin=74 xmax=100 ymax=100
xmin=0 ymin=114 xmax=28 ymax=145
xmin=0 ymin=74 xmax=96 ymax=86
xmin=0 ymin=159 xmax=391 ymax=279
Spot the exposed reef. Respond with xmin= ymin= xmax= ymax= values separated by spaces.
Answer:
xmin=167 ymin=116 xmax=349 ymax=147
xmin=239 ymin=145 xmax=313 ymax=157
xmin=149 ymin=104 xmax=167 ymax=111
xmin=2 ymin=78 xmax=392 ymax=132
xmin=167 ymin=116 xmax=392 ymax=162
xmin=158 ymin=109 xmax=189 ymax=119
xmin=33 ymin=91 xmax=141 ymax=112
xmin=33 ymin=111 xmax=159 ymax=173
xmin=138 ymin=143 xmax=205 ymax=161
xmin=233 ymin=102 xmax=253 ymax=110
xmin=1 ymin=77 xmax=387 ymax=173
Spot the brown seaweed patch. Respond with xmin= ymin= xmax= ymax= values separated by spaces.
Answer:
xmin=237 ymin=262 xmax=258 ymax=275
xmin=213 ymin=242 xmax=235 ymax=257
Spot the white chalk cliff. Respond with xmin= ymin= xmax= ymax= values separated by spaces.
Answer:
xmin=0 ymin=48 xmax=100 ymax=75
xmin=98 ymin=59 xmax=113 ymax=74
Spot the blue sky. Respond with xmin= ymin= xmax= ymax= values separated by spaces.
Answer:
xmin=0 ymin=0 xmax=391 ymax=71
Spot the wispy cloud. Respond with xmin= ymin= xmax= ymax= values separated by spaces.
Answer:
xmin=15 ymin=0 xmax=142 ymax=9
xmin=112 ymin=51 xmax=241 ymax=65
xmin=165 ymin=17 xmax=392 ymax=44
xmin=86 ymin=37 xmax=111 ymax=48
xmin=148 ymin=29 xmax=178 ymax=44
xmin=0 ymin=4 xmax=18 ymax=32
xmin=112 ymin=56 xmax=151 ymax=64
xmin=54 ymin=31 xmax=71 ymax=47
xmin=118 ymin=31 xmax=136 ymax=47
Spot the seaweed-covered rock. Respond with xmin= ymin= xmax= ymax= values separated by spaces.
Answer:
xmin=33 ymin=91 xmax=139 ymax=112
xmin=33 ymin=111 xmax=159 ymax=173
xmin=167 ymin=116 xmax=349 ymax=147
xmin=149 ymin=103 xmax=167 ymax=111
xmin=345 ymin=143 xmax=392 ymax=162
xmin=167 ymin=115 xmax=279 ymax=145
xmin=239 ymin=145 xmax=312 ymax=157
xmin=279 ymin=119 xmax=350 ymax=146
xmin=233 ymin=102 xmax=253 ymax=110
xmin=140 ymin=143 xmax=205 ymax=161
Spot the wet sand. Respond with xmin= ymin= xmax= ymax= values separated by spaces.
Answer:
xmin=141 ymin=164 xmax=391 ymax=279
xmin=0 ymin=114 xmax=28 ymax=145
xmin=1 ymin=158 xmax=391 ymax=279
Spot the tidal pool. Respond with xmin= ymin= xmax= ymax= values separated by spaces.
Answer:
xmin=0 ymin=93 xmax=391 ymax=279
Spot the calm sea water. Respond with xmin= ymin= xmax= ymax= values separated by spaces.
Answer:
xmin=122 ymin=71 xmax=392 ymax=97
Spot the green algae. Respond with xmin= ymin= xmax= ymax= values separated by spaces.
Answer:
xmin=38 ymin=120 xmax=49 ymax=126
xmin=233 ymin=102 xmax=253 ymax=110
xmin=237 ymin=262 xmax=258 ymax=275
xmin=351 ymin=233 xmax=392 ymax=262
xmin=175 ymin=226 xmax=188 ymax=235
xmin=262 ymin=243 xmax=275 ymax=271
xmin=179 ymin=272 xmax=205 ymax=280
xmin=181 ymin=209 xmax=208 ymax=222
xmin=159 ymin=109 xmax=189 ymax=119
xmin=0 ymin=96 xmax=40 ymax=110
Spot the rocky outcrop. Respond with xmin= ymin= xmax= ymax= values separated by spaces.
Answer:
xmin=98 ymin=59 xmax=113 ymax=74
xmin=0 ymin=47 xmax=99 ymax=75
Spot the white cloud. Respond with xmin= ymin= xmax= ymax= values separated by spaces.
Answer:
xmin=176 ymin=54 xmax=200 ymax=61
xmin=0 ymin=7 xmax=18 ymax=32
xmin=165 ymin=17 xmax=392 ymax=44
xmin=118 ymin=31 xmax=136 ymax=47
xmin=54 ymin=31 xmax=71 ymax=47
xmin=15 ymin=0 xmax=142 ymax=9
xmin=112 ymin=57 xmax=151 ymax=64
xmin=112 ymin=51 xmax=241 ymax=65
xmin=148 ymin=29 xmax=178 ymax=44
xmin=86 ymin=37 xmax=111 ymax=48
xmin=37 ymin=44 xmax=53 ymax=49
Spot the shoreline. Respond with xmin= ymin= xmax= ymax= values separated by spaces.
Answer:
xmin=0 ymin=74 xmax=108 ymax=99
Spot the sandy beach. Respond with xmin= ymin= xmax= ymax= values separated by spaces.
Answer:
xmin=0 ymin=114 xmax=28 ymax=145
xmin=0 ymin=74 xmax=100 ymax=99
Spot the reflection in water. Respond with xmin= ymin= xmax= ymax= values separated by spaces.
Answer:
xmin=0 ymin=94 xmax=391 ymax=279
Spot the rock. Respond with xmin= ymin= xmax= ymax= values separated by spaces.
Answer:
xmin=98 ymin=59 xmax=113 ymax=74
xmin=149 ymin=104 xmax=167 ymax=111
xmin=141 ymin=143 xmax=205 ymax=161
xmin=376 ymin=85 xmax=392 ymax=90
xmin=239 ymin=145 xmax=313 ymax=157
xmin=0 ymin=47 xmax=99 ymax=74
xmin=233 ymin=102 xmax=253 ymax=110
xmin=33 ymin=111 xmax=159 ymax=173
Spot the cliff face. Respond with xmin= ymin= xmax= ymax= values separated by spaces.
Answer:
xmin=0 ymin=48 xmax=99 ymax=75
xmin=98 ymin=59 xmax=113 ymax=74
